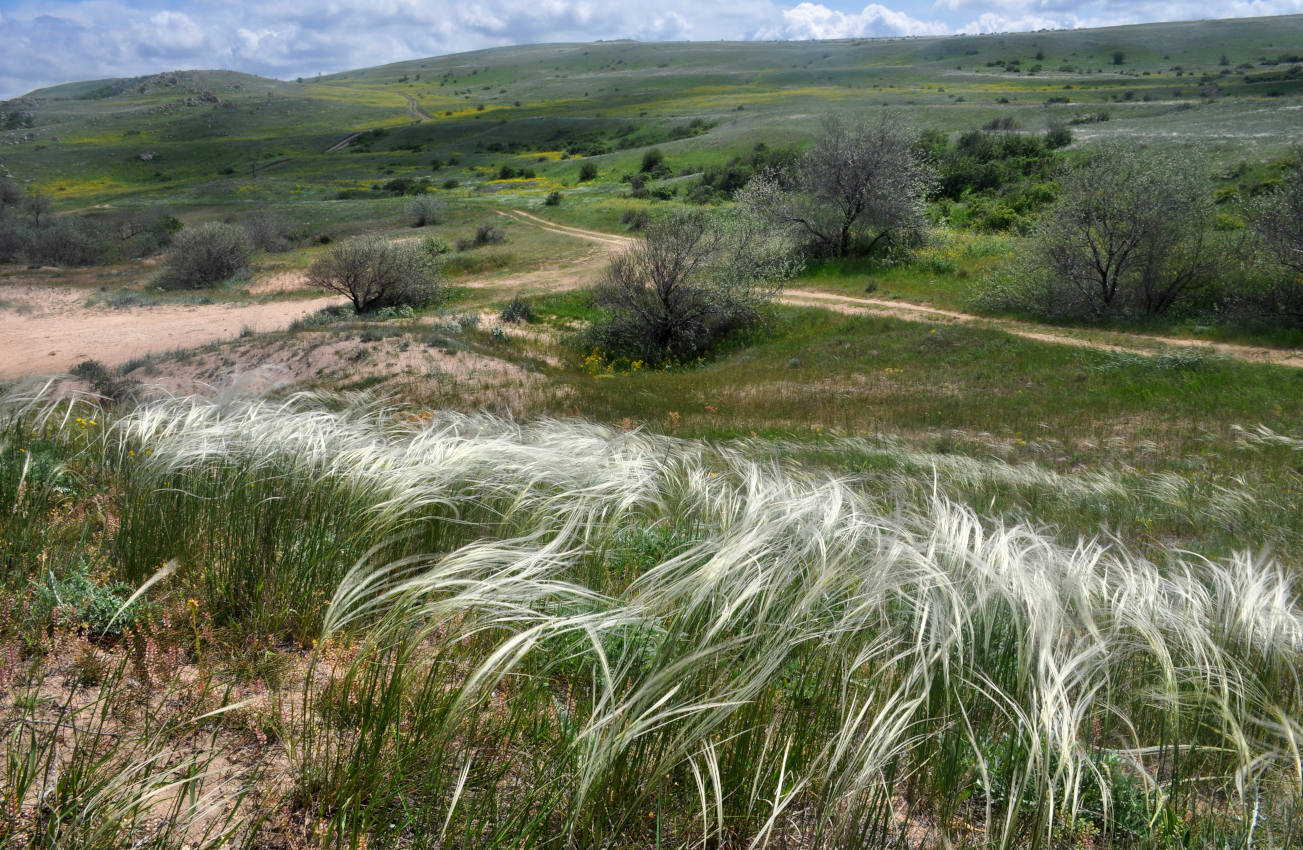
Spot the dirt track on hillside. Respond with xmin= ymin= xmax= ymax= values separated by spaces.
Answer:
xmin=3 ymin=210 xmax=1300 ymax=382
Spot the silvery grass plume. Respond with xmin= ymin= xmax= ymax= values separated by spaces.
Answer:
xmin=3 ymin=388 xmax=1301 ymax=847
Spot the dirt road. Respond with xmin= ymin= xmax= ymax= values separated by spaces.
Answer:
xmin=495 ymin=209 xmax=634 ymax=248
xmin=3 ymin=209 xmax=1299 ymax=382
xmin=0 ymin=290 xmax=339 ymax=379
xmin=494 ymin=210 xmax=1303 ymax=369
xmin=780 ymin=289 xmax=1303 ymax=368
xmin=401 ymin=93 xmax=433 ymax=122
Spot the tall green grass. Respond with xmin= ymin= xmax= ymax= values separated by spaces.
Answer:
xmin=2 ymin=387 xmax=1300 ymax=847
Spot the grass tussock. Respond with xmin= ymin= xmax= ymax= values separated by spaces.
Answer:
xmin=0 ymin=387 xmax=1300 ymax=848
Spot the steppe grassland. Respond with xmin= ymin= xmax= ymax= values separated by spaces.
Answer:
xmin=2 ymin=387 xmax=1301 ymax=848
xmin=2 ymin=15 xmax=1303 ymax=848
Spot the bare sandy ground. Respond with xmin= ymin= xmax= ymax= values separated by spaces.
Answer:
xmin=0 ymin=287 xmax=340 ymax=378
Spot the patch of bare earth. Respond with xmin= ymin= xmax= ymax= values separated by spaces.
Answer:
xmin=0 ymin=277 xmax=341 ymax=378
xmin=123 ymin=329 xmax=561 ymax=412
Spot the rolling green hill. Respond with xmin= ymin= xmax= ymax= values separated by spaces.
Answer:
xmin=2 ymin=14 xmax=1301 ymax=208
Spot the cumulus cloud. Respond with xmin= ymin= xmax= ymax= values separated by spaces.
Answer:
xmin=767 ymin=3 xmax=948 ymax=38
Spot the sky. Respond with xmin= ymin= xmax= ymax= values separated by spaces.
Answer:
xmin=1 ymin=0 xmax=1301 ymax=98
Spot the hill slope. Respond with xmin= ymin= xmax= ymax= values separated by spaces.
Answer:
xmin=2 ymin=14 xmax=1301 ymax=205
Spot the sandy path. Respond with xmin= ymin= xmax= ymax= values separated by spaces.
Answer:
xmin=0 ymin=294 xmax=340 ymax=378
xmin=5 ymin=209 xmax=1298 ymax=383
xmin=781 ymin=289 xmax=1303 ymax=368
xmin=498 ymin=209 xmax=634 ymax=248
xmin=401 ymin=93 xmax=432 ymax=122
xmin=325 ymin=132 xmax=362 ymax=154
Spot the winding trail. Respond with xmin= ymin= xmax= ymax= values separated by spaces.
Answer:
xmin=496 ymin=209 xmax=634 ymax=248
xmin=781 ymin=290 xmax=1303 ymax=368
xmin=501 ymin=209 xmax=1303 ymax=369
xmin=325 ymin=132 xmax=362 ymax=154
xmin=4 ymin=210 xmax=1299 ymax=382
xmin=401 ymin=93 xmax=433 ymax=122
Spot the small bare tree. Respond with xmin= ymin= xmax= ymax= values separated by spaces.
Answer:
xmin=592 ymin=208 xmax=794 ymax=361
xmin=1030 ymin=143 xmax=1218 ymax=317
xmin=308 ymin=237 xmax=444 ymax=313
xmin=22 ymin=192 xmax=52 ymax=227
xmin=742 ymin=113 xmax=931 ymax=258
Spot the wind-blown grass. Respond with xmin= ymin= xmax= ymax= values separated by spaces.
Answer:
xmin=1 ymin=387 xmax=1300 ymax=847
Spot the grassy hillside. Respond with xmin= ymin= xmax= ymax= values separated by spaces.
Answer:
xmin=3 ymin=15 xmax=1301 ymax=207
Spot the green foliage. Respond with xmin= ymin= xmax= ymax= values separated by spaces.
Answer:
xmin=544 ymin=189 xmax=562 ymax=206
xmin=69 ymin=360 xmax=136 ymax=404
xmin=688 ymin=142 xmax=801 ymax=204
xmin=156 ymin=222 xmax=253 ymax=290
xmin=0 ymin=215 xmax=113 ymax=267
xmin=308 ymin=236 xmax=445 ymax=313
xmin=410 ymin=193 xmax=444 ymax=227
xmin=29 ymin=564 xmax=140 ymax=635
xmin=499 ymin=293 xmax=533 ymax=323
xmin=578 ymin=161 xmax=599 ymax=182
xmin=987 ymin=143 xmax=1222 ymax=318
xmin=639 ymin=147 xmax=665 ymax=174
xmin=921 ymin=124 xmax=1067 ymax=230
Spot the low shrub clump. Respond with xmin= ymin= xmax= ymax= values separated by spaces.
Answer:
xmin=308 ymin=236 xmax=445 ymax=313
xmin=156 ymin=222 xmax=253 ymax=290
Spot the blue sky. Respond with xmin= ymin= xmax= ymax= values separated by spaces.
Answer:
xmin=1 ymin=0 xmax=1301 ymax=97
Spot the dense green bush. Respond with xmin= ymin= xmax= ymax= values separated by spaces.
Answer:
xmin=589 ymin=208 xmax=793 ymax=361
xmin=688 ymin=142 xmax=801 ymax=205
xmin=499 ymin=294 xmax=533 ymax=323
xmin=1240 ymin=149 xmax=1303 ymax=324
xmin=977 ymin=144 xmax=1221 ymax=319
xmin=308 ymin=237 xmax=444 ymax=313
xmin=0 ymin=205 xmax=113 ymax=267
xmin=156 ymin=222 xmax=253 ymax=290
xmin=29 ymin=564 xmax=141 ymax=636
xmin=411 ymin=194 xmax=444 ymax=227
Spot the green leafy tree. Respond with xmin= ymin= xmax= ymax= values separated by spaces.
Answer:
xmin=741 ymin=114 xmax=932 ymax=258
xmin=309 ymin=237 xmax=444 ymax=313
xmin=1028 ymin=143 xmax=1218 ymax=317
xmin=591 ymin=208 xmax=794 ymax=361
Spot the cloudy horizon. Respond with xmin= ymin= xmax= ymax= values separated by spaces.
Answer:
xmin=2 ymin=0 xmax=1301 ymax=98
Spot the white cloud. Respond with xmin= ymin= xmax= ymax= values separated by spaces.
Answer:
xmin=768 ymin=2 xmax=948 ymax=38
xmin=955 ymin=11 xmax=1085 ymax=33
